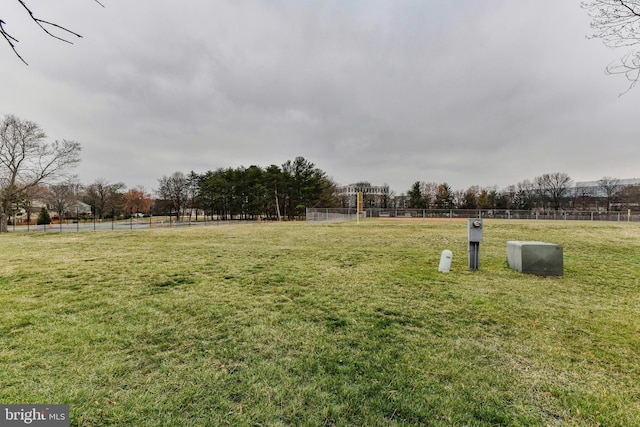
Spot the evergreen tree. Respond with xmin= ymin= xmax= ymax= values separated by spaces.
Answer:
xmin=407 ymin=181 xmax=425 ymax=209
xmin=36 ymin=207 xmax=51 ymax=225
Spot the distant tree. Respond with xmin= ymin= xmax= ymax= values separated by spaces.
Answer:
xmin=0 ymin=114 xmax=81 ymax=232
xmin=263 ymin=165 xmax=284 ymax=220
xmin=123 ymin=186 xmax=152 ymax=216
xmin=477 ymin=188 xmax=494 ymax=210
xmin=83 ymin=178 xmax=125 ymax=220
xmin=15 ymin=185 xmax=46 ymax=225
xmin=583 ymin=0 xmax=640 ymax=92
xmin=499 ymin=185 xmax=518 ymax=210
xmin=618 ymin=184 xmax=640 ymax=208
xmin=157 ymin=172 xmax=190 ymax=221
xmin=36 ymin=206 xmax=51 ymax=225
xmin=1 ymin=0 xmax=104 ymax=64
xmin=598 ymin=176 xmax=622 ymax=211
xmin=460 ymin=186 xmax=479 ymax=210
xmin=513 ymin=179 xmax=537 ymax=210
xmin=186 ymin=171 xmax=201 ymax=220
xmin=281 ymin=156 xmax=328 ymax=218
xmin=197 ymin=168 xmax=234 ymax=219
xmin=535 ymin=173 xmax=573 ymax=210
xmin=196 ymin=158 xmax=332 ymax=220
xmin=572 ymin=184 xmax=592 ymax=210
xmin=48 ymin=178 xmax=82 ymax=223
xmin=316 ymin=177 xmax=341 ymax=210
xmin=452 ymin=189 xmax=464 ymax=209
xmin=434 ymin=183 xmax=454 ymax=209
xmin=407 ymin=181 xmax=425 ymax=209
xmin=494 ymin=192 xmax=510 ymax=209
xmin=420 ymin=182 xmax=439 ymax=208
xmin=241 ymin=165 xmax=267 ymax=219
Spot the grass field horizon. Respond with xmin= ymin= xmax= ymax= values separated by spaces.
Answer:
xmin=1 ymin=220 xmax=638 ymax=426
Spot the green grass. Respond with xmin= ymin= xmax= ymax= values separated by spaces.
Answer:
xmin=0 ymin=220 xmax=639 ymax=426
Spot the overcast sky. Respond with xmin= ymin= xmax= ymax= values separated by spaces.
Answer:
xmin=2 ymin=0 xmax=638 ymax=195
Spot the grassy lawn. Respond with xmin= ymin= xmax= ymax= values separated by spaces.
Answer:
xmin=0 ymin=220 xmax=638 ymax=426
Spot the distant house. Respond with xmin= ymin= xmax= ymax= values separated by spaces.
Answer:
xmin=67 ymin=201 xmax=93 ymax=216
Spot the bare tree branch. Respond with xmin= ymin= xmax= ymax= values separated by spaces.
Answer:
xmin=1 ymin=0 xmax=104 ymax=65
xmin=583 ymin=0 xmax=640 ymax=93
xmin=0 ymin=19 xmax=28 ymax=64
xmin=17 ymin=0 xmax=83 ymax=44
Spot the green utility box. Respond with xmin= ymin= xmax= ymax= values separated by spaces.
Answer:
xmin=506 ymin=241 xmax=563 ymax=276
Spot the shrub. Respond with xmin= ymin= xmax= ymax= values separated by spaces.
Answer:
xmin=36 ymin=207 xmax=51 ymax=225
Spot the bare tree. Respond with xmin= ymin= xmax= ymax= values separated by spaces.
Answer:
xmin=157 ymin=172 xmax=190 ymax=222
xmin=514 ymin=179 xmax=537 ymax=210
xmin=598 ymin=176 xmax=621 ymax=211
xmin=420 ymin=182 xmax=439 ymax=209
xmin=583 ymin=0 xmax=640 ymax=92
xmin=535 ymin=172 xmax=573 ymax=211
xmin=83 ymin=178 xmax=125 ymax=220
xmin=15 ymin=184 xmax=48 ymax=225
xmin=618 ymin=184 xmax=640 ymax=208
xmin=0 ymin=114 xmax=81 ymax=232
xmin=572 ymin=184 xmax=594 ymax=210
xmin=1 ymin=0 xmax=104 ymax=64
xmin=48 ymin=178 xmax=82 ymax=224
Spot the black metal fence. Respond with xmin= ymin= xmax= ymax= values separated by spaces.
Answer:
xmin=8 ymin=215 xmax=253 ymax=233
xmin=306 ymin=208 xmax=640 ymax=223
xmin=9 ymin=208 xmax=639 ymax=231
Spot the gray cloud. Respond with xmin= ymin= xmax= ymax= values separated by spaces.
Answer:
xmin=1 ymin=0 xmax=637 ymax=194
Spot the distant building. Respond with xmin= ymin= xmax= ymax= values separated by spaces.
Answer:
xmin=570 ymin=178 xmax=640 ymax=211
xmin=68 ymin=201 xmax=93 ymax=216
xmin=571 ymin=178 xmax=640 ymax=198
xmin=336 ymin=182 xmax=390 ymax=209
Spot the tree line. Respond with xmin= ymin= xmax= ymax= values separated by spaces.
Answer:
xmin=9 ymin=156 xmax=339 ymax=225
xmin=156 ymin=158 xmax=338 ymax=221
xmin=2 ymin=114 xmax=637 ymax=232
xmin=0 ymin=114 xmax=340 ymax=229
xmin=405 ymin=174 xmax=638 ymax=212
